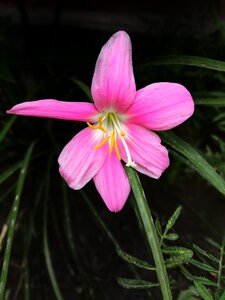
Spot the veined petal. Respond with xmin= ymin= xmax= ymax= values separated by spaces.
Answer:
xmin=93 ymin=150 xmax=130 ymax=212
xmin=119 ymin=124 xmax=169 ymax=179
xmin=7 ymin=100 xmax=99 ymax=122
xmin=126 ymin=82 xmax=194 ymax=130
xmin=58 ymin=127 xmax=107 ymax=189
xmin=91 ymin=31 xmax=136 ymax=113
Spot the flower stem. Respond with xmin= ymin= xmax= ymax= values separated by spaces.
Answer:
xmin=125 ymin=167 xmax=172 ymax=300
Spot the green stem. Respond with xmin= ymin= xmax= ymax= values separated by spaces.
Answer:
xmin=125 ymin=167 xmax=172 ymax=300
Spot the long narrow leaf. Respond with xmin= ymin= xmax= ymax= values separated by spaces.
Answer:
xmin=0 ymin=143 xmax=34 ymax=300
xmin=159 ymin=131 xmax=225 ymax=196
xmin=146 ymin=55 xmax=225 ymax=72
xmin=193 ymin=244 xmax=218 ymax=263
xmin=194 ymin=280 xmax=213 ymax=300
xmin=116 ymin=247 xmax=155 ymax=271
xmin=195 ymin=98 xmax=225 ymax=106
xmin=0 ymin=162 xmax=21 ymax=185
xmin=164 ymin=206 xmax=182 ymax=233
xmin=43 ymin=218 xmax=64 ymax=300
xmin=43 ymin=159 xmax=64 ymax=300
xmin=71 ymin=79 xmax=93 ymax=102
xmin=117 ymin=277 xmax=159 ymax=289
xmin=190 ymin=259 xmax=217 ymax=273
xmin=0 ymin=116 xmax=17 ymax=144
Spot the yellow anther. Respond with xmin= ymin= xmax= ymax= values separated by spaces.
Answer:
xmin=94 ymin=136 xmax=110 ymax=149
xmin=109 ymin=131 xmax=121 ymax=160
xmin=109 ymin=131 xmax=115 ymax=154
xmin=87 ymin=117 xmax=106 ymax=133
xmin=120 ymin=131 xmax=126 ymax=137
xmin=114 ymin=141 xmax=121 ymax=160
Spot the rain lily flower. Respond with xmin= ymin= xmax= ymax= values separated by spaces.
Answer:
xmin=7 ymin=31 xmax=194 ymax=212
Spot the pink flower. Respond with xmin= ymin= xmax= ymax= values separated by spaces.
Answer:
xmin=7 ymin=31 xmax=194 ymax=212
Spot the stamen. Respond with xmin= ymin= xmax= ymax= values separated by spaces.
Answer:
xmin=87 ymin=112 xmax=134 ymax=165
xmin=109 ymin=131 xmax=115 ymax=154
xmin=94 ymin=136 xmax=110 ymax=149
xmin=109 ymin=131 xmax=121 ymax=160
xmin=114 ymin=139 xmax=121 ymax=160
xmin=87 ymin=117 xmax=106 ymax=133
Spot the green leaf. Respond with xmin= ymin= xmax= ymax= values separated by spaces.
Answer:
xmin=159 ymin=131 xmax=225 ymax=196
xmin=178 ymin=286 xmax=199 ymax=300
xmin=182 ymin=268 xmax=217 ymax=286
xmin=164 ymin=233 xmax=179 ymax=241
xmin=0 ymin=162 xmax=21 ymax=185
xmin=125 ymin=167 xmax=172 ymax=299
xmin=0 ymin=116 xmax=17 ymax=145
xmin=80 ymin=190 xmax=119 ymax=247
xmin=43 ymin=159 xmax=64 ymax=300
xmin=116 ymin=247 xmax=156 ymax=271
xmin=146 ymin=55 xmax=225 ymax=72
xmin=219 ymin=289 xmax=225 ymax=300
xmin=194 ymin=280 xmax=213 ymax=300
xmin=165 ymin=254 xmax=193 ymax=268
xmin=205 ymin=238 xmax=221 ymax=250
xmin=117 ymin=277 xmax=159 ymax=289
xmin=193 ymin=244 xmax=218 ymax=263
xmin=71 ymin=79 xmax=93 ymax=102
xmin=195 ymin=277 xmax=217 ymax=287
xmin=164 ymin=247 xmax=193 ymax=268
xmin=43 ymin=214 xmax=64 ymax=300
xmin=0 ymin=143 xmax=34 ymax=300
xmin=195 ymin=97 xmax=225 ymax=106
xmin=163 ymin=246 xmax=193 ymax=257
xmin=62 ymin=184 xmax=78 ymax=260
xmin=190 ymin=259 xmax=217 ymax=273
xmin=165 ymin=206 xmax=182 ymax=233
xmin=155 ymin=218 xmax=162 ymax=236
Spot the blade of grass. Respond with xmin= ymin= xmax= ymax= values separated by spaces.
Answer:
xmin=159 ymin=131 xmax=225 ymax=196
xmin=0 ymin=225 xmax=7 ymax=253
xmin=0 ymin=162 xmax=22 ymax=185
xmin=125 ymin=167 xmax=172 ymax=300
xmin=62 ymin=184 xmax=80 ymax=260
xmin=195 ymin=98 xmax=225 ymax=106
xmin=0 ymin=142 xmax=34 ymax=300
xmin=71 ymin=79 xmax=93 ymax=102
xmin=81 ymin=190 xmax=153 ymax=298
xmin=0 ymin=116 xmax=17 ymax=144
xmin=80 ymin=190 xmax=119 ymax=247
xmin=43 ymin=158 xmax=64 ymax=300
xmin=146 ymin=55 xmax=225 ymax=72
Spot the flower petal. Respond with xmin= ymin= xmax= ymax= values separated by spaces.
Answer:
xmin=58 ymin=127 xmax=107 ymax=189
xmin=119 ymin=124 xmax=169 ymax=178
xmin=93 ymin=150 xmax=130 ymax=212
xmin=126 ymin=82 xmax=194 ymax=130
xmin=91 ymin=31 xmax=136 ymax=113
xmin=7 ymin=100 xmax=99 ymax=122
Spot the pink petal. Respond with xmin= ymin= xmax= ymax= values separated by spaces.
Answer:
xmin=119 ymin=124 xmax=169 ymax=178
xmin=126 ymin=82 xmax=194 ymax=130
xmin=91 ymin=31 xmax=136 ymax=113
xmin=7 ymin=100 xmax=99 ymax=122
xmin=58 ymin=127 xmax=108 ymax=189
xmin=93 ymin=150 xmax=130 ymax=212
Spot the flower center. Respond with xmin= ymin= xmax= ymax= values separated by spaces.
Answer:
xmin=87 ymin=113 xmax=136 ymax=167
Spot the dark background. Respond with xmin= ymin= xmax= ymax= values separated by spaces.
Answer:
xmin=1 ymin=0 xmax=225 ymax=299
